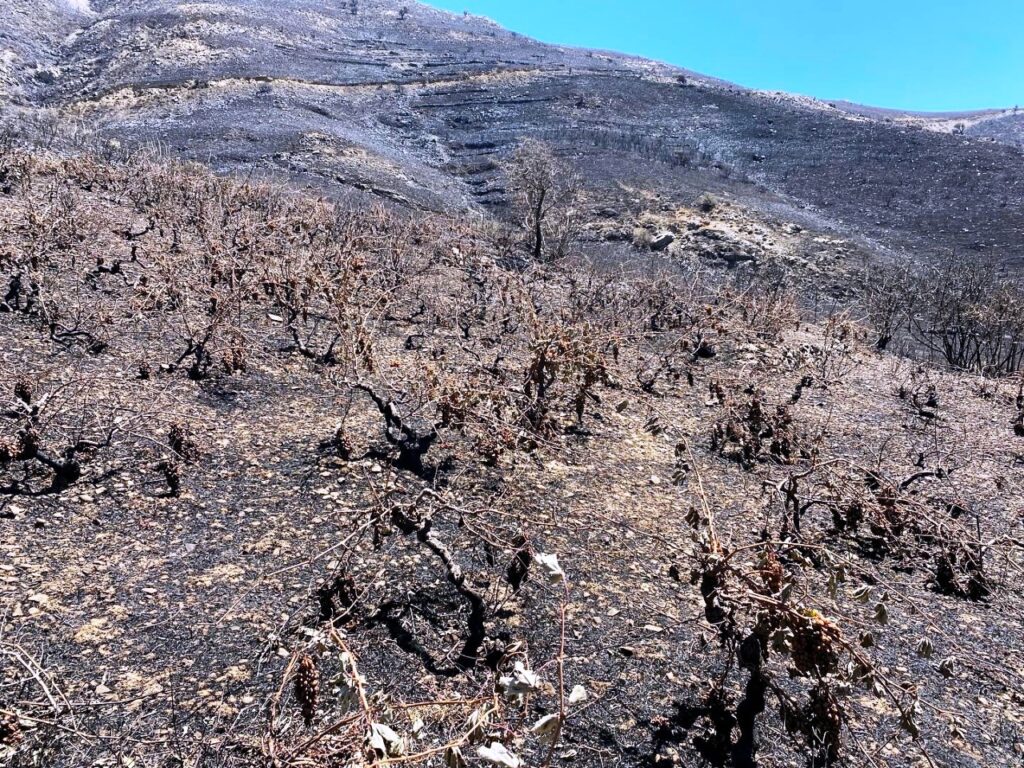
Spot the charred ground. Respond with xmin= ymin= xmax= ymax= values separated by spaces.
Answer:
xmin=0 ymin=139 xmax=1022 ymax=768
xmin=1 ymin=3 xmax=1024 ymax=768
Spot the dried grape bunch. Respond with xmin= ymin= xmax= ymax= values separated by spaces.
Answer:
xmin=16 ymin=428 xmax=39 ymax=460
xmin=760 ymin=550 xmax=785 ymax=595
xmin=295 ymin=653 xmax=319 ymax=727
xmin=806 ymin=682 xmax=843 ymax=762
xmin=168 ymin=423 xmax=198 ymax=461
xmin=788 ymin=611 xmax=841 ymax=677
xmin=13 ymin=380 xmax=32 ymax=405
xmin=159 ymin=459 xmax=181 ymax=496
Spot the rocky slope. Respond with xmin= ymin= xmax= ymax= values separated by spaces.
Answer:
xmin=2 ymin=0 xmax=1023 ymax=266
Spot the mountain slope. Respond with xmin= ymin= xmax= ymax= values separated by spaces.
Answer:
xmin=0 ymin=0 xmax=82 ymax=98
xmin=3 ymin=0 xmax=1023 ymax=266
xmin=2 ymin=144 xmax=1023 ymax=768
xmin=969 ymin=110 xmax=1024 ymax=147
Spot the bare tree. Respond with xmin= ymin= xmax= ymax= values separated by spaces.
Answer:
xmin=504 ymin=139 xmax=581 ymax=261
xmin=861 ymin=261 xmax=914 ymax=351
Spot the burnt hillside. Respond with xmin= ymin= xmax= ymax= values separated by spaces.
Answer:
xmin=2 ymin=0 xmax=1023 ymax=265
xmin=1 ymin=138 xmax=1022 ymax=768
xmin=2 ymin=7 xmax=1024 ymax=768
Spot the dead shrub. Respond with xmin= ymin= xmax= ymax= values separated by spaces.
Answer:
xmin=908 ymin=257 xmax=1024 ymax=375
xmin=711 ymin=393 xmax=807 ymax=469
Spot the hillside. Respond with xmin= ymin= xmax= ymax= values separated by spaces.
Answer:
xmin=1 ymin=4 xmax=1024 ymax=768
xmin=0 ymin=134 xmax=1022 ymax=768
xmin=2 ymin=0 xmax=1024 ymax=266
xmin=968 ymin=111 xmax=1024 ymax=148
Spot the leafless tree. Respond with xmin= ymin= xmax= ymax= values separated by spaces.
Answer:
xmin=861 ymin=261 xmax=914 ymax=351
xmin=504 ymin=139 xmax=581 ymax=261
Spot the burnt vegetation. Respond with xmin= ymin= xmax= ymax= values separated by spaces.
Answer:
xmin=861 ymin=257 xmax=1024 ymax=375
xmin=0 ymin=132 xmax=1022 ymax=768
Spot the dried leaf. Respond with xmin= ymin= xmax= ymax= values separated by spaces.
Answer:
xmin=939 ymin=657 xmax=957 ymax=678
xmin=368 ymin=723 xmax=404 ymax=757
xmin=499 ymin=661 xmax=543 ymax=697
xmin=851 ymin=585 xmax=872 ymax=603
xmin=465 ymin=706 xmax=491 ymax=743
xmin=771 ymin=628 xmax=792 ymax=653
xmin=444 ymin=745 xmax=467 ymax=768
xmin=900 ymin=703 xmax=921 ymax=739
xmin=535 ymin=553 xmax=565 ymax=584
xmin=478 ymin=741 xmax=522 ymax=768
xmin=916 ymin=638 xmax=934 ymax=659
xmin=531 ymin=714 xmax=562 ymax=745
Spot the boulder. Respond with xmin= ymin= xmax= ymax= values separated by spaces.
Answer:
xmin=650 ymin=231 xmax=675 ymax=251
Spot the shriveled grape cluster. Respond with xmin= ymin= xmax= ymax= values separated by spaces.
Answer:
xmin=758 ymin=548 xmax=785 ymax=595
xmin=295 ymin=653 xmax=320 ymax=727
xmin=805 ymin=682 xmax=843 ymax=762
xmin=788 ymin=611 xmax=841 ymax=677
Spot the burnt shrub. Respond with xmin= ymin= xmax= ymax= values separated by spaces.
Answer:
xmin=862 ymin=256 xmax=1024 ymax=376
xmin=503 ymin=139 xmax=581 ymax=261
xmin=909 ymin=257 xmax=1024 ymax=375
xmin=860 ymin=262 xmax=914 ymax=352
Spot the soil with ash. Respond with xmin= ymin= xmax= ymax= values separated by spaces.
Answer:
xmin=0 ymin=150 xmax=1022 ymax=768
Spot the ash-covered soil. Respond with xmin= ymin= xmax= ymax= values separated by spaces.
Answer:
xmin=968 ymin=111 xmax=1024 ymax=148
xmin=0 ymin=145 xmax=1022 ymax=768
xmin=2 ymin=0 xmax=1023 ymax=266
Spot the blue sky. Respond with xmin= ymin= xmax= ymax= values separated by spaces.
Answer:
xmin=425 ymin=1 xmax=1024 ymax=112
